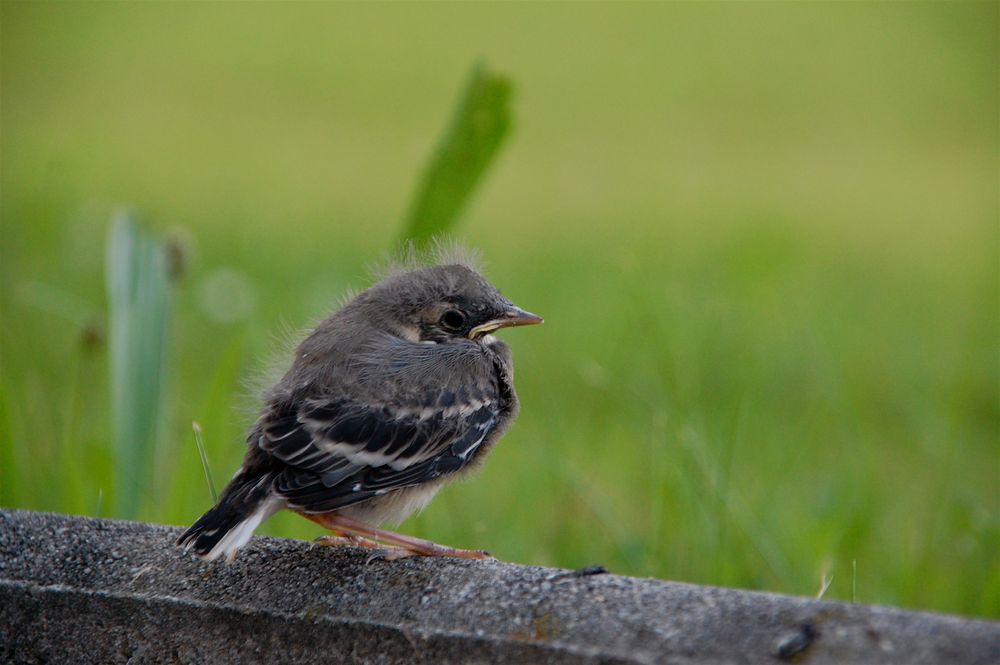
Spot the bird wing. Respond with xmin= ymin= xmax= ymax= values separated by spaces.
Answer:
xmin=257 ymin=386 xmax=500 ymax=513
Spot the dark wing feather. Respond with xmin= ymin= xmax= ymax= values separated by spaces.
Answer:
xmin=258 ymin=390 xmax=500 ymax=514
xmin=257 ymin=411 xmax=354 ymax=480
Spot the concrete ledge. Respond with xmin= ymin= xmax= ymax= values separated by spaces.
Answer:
xmin=1 ymin=509 xmax=997 ymax=664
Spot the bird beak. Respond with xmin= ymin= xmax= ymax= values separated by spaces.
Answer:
xmin=469 ymin=306 xmax=544 ymax=338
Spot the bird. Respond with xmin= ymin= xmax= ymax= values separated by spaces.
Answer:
xmin=177 ymin=254 xmax=542 ymax=562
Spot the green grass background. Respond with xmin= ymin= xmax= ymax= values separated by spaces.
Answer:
xmin=1 ymin=2 xmax=997 ymax=618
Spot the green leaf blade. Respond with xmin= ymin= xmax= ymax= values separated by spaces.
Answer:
xmin=105 ymin=210 xmax=172 ymax=519
xmin=401 ymin=62 xmax=514 ymax=246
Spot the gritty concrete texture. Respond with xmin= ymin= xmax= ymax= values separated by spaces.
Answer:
xmin=1 ymin=509 xmax=997 ymax=664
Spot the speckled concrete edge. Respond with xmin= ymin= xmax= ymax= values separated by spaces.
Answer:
xmin=1 ymin=509 xmax=998 ymax=665
xmin=2 ymin=580 xmax=626 ymax=664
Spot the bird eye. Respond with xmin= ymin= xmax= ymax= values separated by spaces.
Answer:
xmin=440 ymin=309 xmax=466 ymax=331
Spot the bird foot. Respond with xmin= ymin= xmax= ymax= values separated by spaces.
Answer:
xmin=313 ymin=534 xmax=382 ymax=550
xmin=365 ymin=547 xmax=419 ymax=564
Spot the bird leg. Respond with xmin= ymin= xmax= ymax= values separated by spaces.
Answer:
xmin=305 ymin=512 xmax=493 ymax=561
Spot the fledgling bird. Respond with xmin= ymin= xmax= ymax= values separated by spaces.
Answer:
xmin=177 ymin=256 xmax=541 ymax=562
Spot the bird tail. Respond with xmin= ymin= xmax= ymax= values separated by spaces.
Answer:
xmin=176 ymin=470 xmax=281 ymax=562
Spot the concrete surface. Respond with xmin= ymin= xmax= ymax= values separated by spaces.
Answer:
xmin=1 ymin=508 xmax=997 ymax=664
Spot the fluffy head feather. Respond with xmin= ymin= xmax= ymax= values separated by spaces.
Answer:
xmin=372 ymin=239 xmax=484 ymax=282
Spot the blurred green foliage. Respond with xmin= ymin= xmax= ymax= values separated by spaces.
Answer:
xmin=1 ymin=2 xmax=997 ymax=619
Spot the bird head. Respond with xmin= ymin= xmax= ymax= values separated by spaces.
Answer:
xmin=363 ymin=264 xmax=542 ymax=344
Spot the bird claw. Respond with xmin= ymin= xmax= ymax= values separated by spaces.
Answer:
xmin=313 ymin=535 xmax=351 ymax=548
xmin=314 ymin=534 xmax=382 ymax=551
xmin=365 ymin=547 xmax=418 ymax=564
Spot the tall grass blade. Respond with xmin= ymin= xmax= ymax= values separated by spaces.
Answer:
xmin=852 ymin=559 xmax=858 ymax=602
xmin=106 ymin=210 xmax=171 ymax=519
xmin=191 ymin=421 xmax=218 ymax=502
xmin=816 ymin=572 xmax=833 ymax=599
xmin=0 ymin=381 xmax=13 ymax=505
xmin=400 ymin=62 xmax=513 ymax=246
